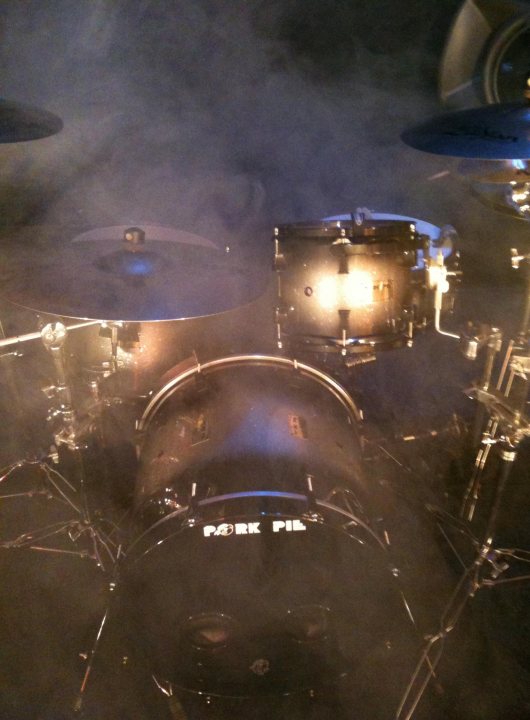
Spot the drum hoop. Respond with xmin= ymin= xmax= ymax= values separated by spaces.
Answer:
xmin=127 ymin=490 xmax=386 ymax=561
xmin=138 ymin=354 xmax=362 ymax=432
xmin=275 ymin=219 xmax=416 ymax=233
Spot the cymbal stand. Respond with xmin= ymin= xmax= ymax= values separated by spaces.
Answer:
xmin=460 ymin=249 xmax=530 ymax=523
xmin=0 ymin=459 xmax=119 ymax=571
xmin=0 ymin=318 xmax=100 ymax=352
xmin=0 ymin=319 xmax=100 ymax=453
xmin=39 ymin=321 xmax=122 ymax=570
xmin=41 ymin=321 xmax=86 ymax=450
xmin=397 ymin=437 xmax=530 ymax=720
xmin=393 ymin=249 xmax=530 ymax=718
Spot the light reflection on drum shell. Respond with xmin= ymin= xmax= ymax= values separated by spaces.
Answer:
xmin=274 ymin=220 xmax=428 ymax=354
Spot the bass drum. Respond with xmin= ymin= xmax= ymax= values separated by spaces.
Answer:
xmin=120 ymin=355 xmax=419 ymax=707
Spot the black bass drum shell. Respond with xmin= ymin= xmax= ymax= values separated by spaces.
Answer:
xmin=120 ymin=356 xmax=419 ymax=701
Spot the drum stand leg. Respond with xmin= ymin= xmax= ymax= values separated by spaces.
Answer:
xmin=73 ymin=552 xmax=123 ymax=713
xmin=0 ymin=459 xmax=119 ymax=571
xmin=396 ymin=439 xmax=529 ymax=720
xmin=39 ymin=322 xmax=120 ymax=568
xmin=399 ymin=258 xmax=530 ymax=718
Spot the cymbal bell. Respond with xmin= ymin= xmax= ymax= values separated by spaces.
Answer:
xmin=0 ymin=225 xmax=267 ymax=322
xmin=402 ymin=101 xmax=530 ymax=159
xmin=0 ymin=98 xmax=63 ymax=143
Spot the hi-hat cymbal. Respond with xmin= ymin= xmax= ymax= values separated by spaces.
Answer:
xmin=458 ymin=159 xmax=530 ymax=184
xmin=402 ymin=101 xmax=530 ymax=159
xmin=0 ymin=99 xmax=63 ymax=143
xmin=0 ymin=225 xmax=267 ymax=321
xmin=469 ymin=183 xmax=530 ymax=222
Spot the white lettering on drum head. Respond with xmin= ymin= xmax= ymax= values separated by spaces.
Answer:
xmin=203 ymin=519 xmax=306 ymax=538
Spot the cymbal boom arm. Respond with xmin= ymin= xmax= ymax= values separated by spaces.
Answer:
xmin=0 ymin=319 xmax=100 ymax=349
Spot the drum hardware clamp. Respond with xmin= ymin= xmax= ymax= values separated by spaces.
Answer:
xmin=0 ymin=318 xmax=100 ymax=351
xmin=427 ymin=250 xmax=462 ymax=340
xmin=184 ymin=482 xmax=201 ymax=527
xmin=303 ymin=474 xmax=323 ymax=522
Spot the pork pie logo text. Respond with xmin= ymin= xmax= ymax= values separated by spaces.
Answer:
xmin=203 ymin=519 xmax=307 ymax=538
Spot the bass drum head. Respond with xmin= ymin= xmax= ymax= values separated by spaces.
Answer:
xmin=121 ymin=513 xmax=418 ymax=704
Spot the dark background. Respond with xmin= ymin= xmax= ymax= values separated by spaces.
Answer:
xmin=0 ymin=0 xmax=526 ymax=266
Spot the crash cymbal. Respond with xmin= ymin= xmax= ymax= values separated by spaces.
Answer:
xmin=458 ymin=159 xmax=530 ymax=184
xmin=401 ymin=101 xmax=530 ymax=159
xmin=0 ymin=99 xmax=63 ymax=143
xmin=0 ymin=225 xmax=267 ymax=321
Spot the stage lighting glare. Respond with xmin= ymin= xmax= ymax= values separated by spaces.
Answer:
xmin=317 ymin=271 xmax=374 ymax=311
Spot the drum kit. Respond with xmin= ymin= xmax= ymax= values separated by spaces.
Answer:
xmin=0 ymin=87 xmax=530 ymax=719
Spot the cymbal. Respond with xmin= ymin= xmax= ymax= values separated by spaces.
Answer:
xmin=469 ymin=183 xmax=530 ymax=222
xmin=458 ymin=159 xmax=530 ymax=184
xmin=0 ymin=225 xmax=267 ymax=321
xmin=0 ymin=99 xmax=63 ymax=143
xmin=401 ymin=101 xmax=530 ymax=159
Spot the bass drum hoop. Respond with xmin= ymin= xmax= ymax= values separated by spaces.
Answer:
xmin=131 ymin=355 xmax=372 ymax=562
xmin=126 ymin=490 xmax=386 ymax=563
xmin=138 ymin=354 xmax=362 ymax=432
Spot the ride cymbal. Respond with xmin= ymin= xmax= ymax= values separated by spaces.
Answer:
xmin=0 ymin=99 xmax=63 ymax=143
xmin=402 ymin=101 xmax=530 ymax=159
xmin=0 ymin=225 xmax=267 ymax=321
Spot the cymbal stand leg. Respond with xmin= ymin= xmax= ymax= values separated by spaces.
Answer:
xmin=397 ymin=443 xmax=517 ymax=720
xmin=480 ymin=442 xmax=517 ymax=550
xmin=74 ymin=557 xmax=121 ymax=713
xmin=460 ymin=419 xmax=498 ymax=521
xmin=470 ymin=329 xmax=503 ymax=446
xmin=461 ymin=326 xmax=503 ymax=520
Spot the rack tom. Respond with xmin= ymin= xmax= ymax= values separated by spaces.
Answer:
xmin=274 ymin=219 xmax=430 ymax=357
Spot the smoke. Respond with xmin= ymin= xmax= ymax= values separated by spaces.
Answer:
xmin=4 ymin=0 xmax=526 ymax=289
xmin=0 ymin=0 xmax=464 ymax=245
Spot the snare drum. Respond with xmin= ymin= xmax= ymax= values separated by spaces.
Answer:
xmin=120 ymin=355 xmax=418 ymax=700
xmin=273 ymin=218 xmax=436 ymax=356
